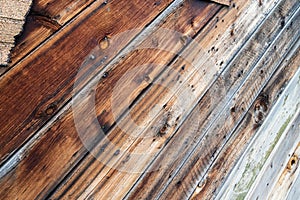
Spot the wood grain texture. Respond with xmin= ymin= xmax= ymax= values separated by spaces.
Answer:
xmin=217 ymin=63 xmax=300 ymax=199
xmin=248 ymin=116 xmax=300 ymax=200
xmin=0 ymin=0 xmax=96 ymax=71
xmin=0 ymin=0 xmax=174 ymax=166
xmin=126 ymin=0 xmax=299 ymax=199
xmin=51 ymin=0 xmax=294 ymax=199
xmin=190 ymin=39 xmax=300 ymax=200
xmin=49 ymin=2 xmax=222 ymax=199
xmin=0 ymin=0 xmax=298 ymax=199
xmin=0 ymin=1 xmax=221 ymax=199
xmin=159 ymin=7 xmax=299 ymax=200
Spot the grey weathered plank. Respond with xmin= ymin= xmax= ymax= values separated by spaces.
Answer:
xmin=248 ymin=115 xmax=300 ymax=200
xmin=190 ymin=39 xmax=300 ymax=200
xmin=160 ymin=7 xmax=300 ymax=200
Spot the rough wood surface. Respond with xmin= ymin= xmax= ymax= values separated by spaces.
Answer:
xmin=159 ymin=6 xmax=299 ymax=199
xmin=126 ymin=0 xmax=297 ymax=198
xmin=0 ymin=0 xmax=32 ymax=65
xmin=0 ymin=0 xmax=299 ymax=199
xmin=0 ymin=0 xmax=230 ymax=68
xmin=190 ymin=39 xmax=300 ymax=200
xmin=50 ymin=2 xmax=222 ymax=199
xmin=248 ymin=118 xmax=300 ymax=200
xmin=0 ymin=0 xmax=97 ymax=73
xmin=5 ymin=0 xmax=288 ymax=196
xmin=217 ymin=64 xmax=300 ymax=199
xmin=0 ymin=1 xmax=221 ymax=199
xmin=0 ymin=0 xmax=174 ymax=166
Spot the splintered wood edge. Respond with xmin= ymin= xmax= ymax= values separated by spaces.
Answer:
xmin=0 ymin=0 xmax=32 ymax=66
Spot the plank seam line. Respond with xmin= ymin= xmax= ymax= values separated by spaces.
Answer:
xmin=123 ymin=0 xmax=285 ymax=198
xmin=218 ymin=61 xmax=300 ymax=199
xmin=0 ymin=0 xmax=182 ymax=188
xmin=0 ymin=0 xmax=98 ymax=77
xmin=46 ymin=4 xmax=225 ymax=200
xmin=190 ymin=38 xmax=300 ymax=200
xmin=166 ymin=7 xmax=300 ymax=200
xmin=181 ymin=8 xmax=300 ymax=199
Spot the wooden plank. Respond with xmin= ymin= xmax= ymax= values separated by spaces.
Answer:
xmin=0 ymin=1 xmax=220 ymax=199
xmin=126 ymin=1 xmax=300 ymax=199
xmin=159 ymin=8 xmax=300 ymax=200
xmin=5 ymin=14 xmax=60 ymax=68
xmin=53 ymin=0 xmax=296 ymax=199
xmin=190 ymin=40 xmax=300 ymax=200
xmin=217 ymin=65 xmax=300 ymax=199
xmin=49 ymin=4 xmax=224 ymax=199
xmin=247 ymin=120 xmax=300 ymax=199
xmin=49 ymin=0 xmax=278 ymax=198
xmin=0 ymin=0 xmax=174 ymax=165
xmin=50 ymin=0 xmax=294 ymax=199
xmin=30 ymin=0 xmax=97 ymax=25
xmin=0 ymin=0 xmax=96 ymax=69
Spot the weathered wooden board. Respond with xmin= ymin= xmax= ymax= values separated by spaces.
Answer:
xmin=286 ymin=147 xmax=300 ymax=200
xmin=217 ymin=64 xmax=300 ymax=199
xmin=190 ymin=39 xmax=300 ymax=200
xmin=0 ymin=0 xmax=96 ymax=69
xmin=50 ymin=5 xmax=224 ymax=200
xmin=126 ymin=1 xmax=299 ymax=199
xmin=43 ymin=0 xmax=296 ymax=198
xmin=158 ymin=8 xmax=299 ymax=200
xmin=0 ymin=0 xmax=298 ymax=199
xmin=0 ymin=1 xmax=221 ymax=199
xmin=248 ymin=118 xmax=300 ymax=200
xmin=0 ymin=0 xmax=175 ymax=165
xmin=47 ymin=0 xmax=297 ymax=199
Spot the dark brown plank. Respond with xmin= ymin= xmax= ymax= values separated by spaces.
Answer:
xmin=0 ymin=0 xmax=174 ymax=165
xmin=0 ymin=0 xmax=96 ymax=70
xmin=0 ymin=1 xmax=221 ymax=199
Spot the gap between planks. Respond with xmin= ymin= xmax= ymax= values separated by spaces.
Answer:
xmin=125 ymin=0 xmax=299 ymax=199
xmin=0 ymin=0 xmax=177 ymax=166
xmin=49 ymin=0 xmax=292 ymax=198
xmin=190 ymin=36 xmax=300 ymax=200
xmin=0 ymin=0 xmax=221 ymax=199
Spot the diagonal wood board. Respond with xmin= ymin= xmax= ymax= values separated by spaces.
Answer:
xmin=0 ymin=0 xmax=228 ymax=66
xmin=0 ymin=0 xmax=32 ymax=65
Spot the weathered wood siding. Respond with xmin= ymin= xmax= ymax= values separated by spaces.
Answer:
xmin=0 ymin=0 xmax=299 ymax=199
